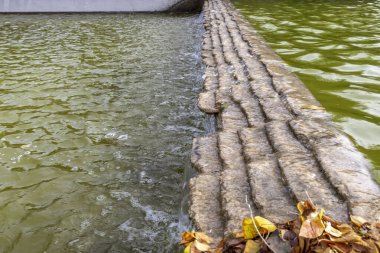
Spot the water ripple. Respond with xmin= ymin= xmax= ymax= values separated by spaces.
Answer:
xmin=0 ymin=13 xmax=204 ymax=253
xmin=234 ymin=0 xmax=380 ymax=178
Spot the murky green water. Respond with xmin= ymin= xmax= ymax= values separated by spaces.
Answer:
xmin=0 ymin=13 xmax=205 ymax=252
xmin=232 ymin=0 xmax=380 ymax=180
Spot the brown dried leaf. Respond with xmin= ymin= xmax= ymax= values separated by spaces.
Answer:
xmin=181 ymin=232 xmax=196 ymax=246
xmin=280 ymin=229 xmax=299 ymax=247
xmin=214 ymin=239 xmax=225 ymax=253
xmin=336 ymin=224 xmax=355 ymax=235
xmin=327 ymin=231 xmax=367 ymax=244
xmin=323 ymin=247 xmax=336 ymax=253
xmin=329 ymin=243 xmax=351 ymax=253
xmin=224 ymin=237 xmax=245 ymax=251
xmin=323 ymin=215 xmax=342 ymax=228
xmin=299 ymin=218 xmax=325 ymax=238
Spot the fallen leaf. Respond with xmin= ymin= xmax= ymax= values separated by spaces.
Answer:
xmin=194 ymin=239 xmax=211 ymax=252
xmin=194 ymin=232 xmax=213 ymax=244
xmin=214 ymin=239 xmax=225 ymax=253
xmin=280 ymin=229 xmax=299 ymax=247
xmin=254 ymin=216 xmax=277 ymax=234
xmin=225 ymin=237 xmax=245 ymax=248
xmin=242 ymin=216 xmax=277 ymax=240
xmin=351 ymin=216 xmax=368 ymax=227
xmin=243 ymin=218 xmax=258 ymax=240
xmin=336 ymin=224 xmax=354 ymax=235
xmin=184 ymin=242 xmax=193 ymax=253
xmin=325 ymin=222 xmax=343 ymax=238
xmin=299 ymin=218 xmax=325 ymax=238
xmin=181 ymin=232 xmax=196 ymax=246
xmin=323 ymin=248 xmax=336 ymax=253
xmin=328 ymin=243 xmax=351 ymax=253
xmin=322 ymin=215 xmax=342 ymax=228
xmin=244 ymin=240 xmax=261 ymax=253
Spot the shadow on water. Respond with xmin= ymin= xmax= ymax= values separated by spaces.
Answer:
xmin=0 ymin=12 xmax=205 ymax=252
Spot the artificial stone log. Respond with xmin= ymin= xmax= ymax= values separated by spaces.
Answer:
xmin=189 ymin=0 xmax=380 ymax=247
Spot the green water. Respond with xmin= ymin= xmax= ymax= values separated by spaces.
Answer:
xmin=0 ymin=14 xmax=205 ymax=252
xmin=232 ymin=0 xmax=380 ymax=180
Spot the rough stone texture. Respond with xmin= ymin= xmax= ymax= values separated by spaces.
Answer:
xmin=192 ymin=134 xmax=222 ymax=174
xmin=189 ymin=175 xmax=224 ymax=241
xmin=189 ymin=0 xmax=380 ymax=246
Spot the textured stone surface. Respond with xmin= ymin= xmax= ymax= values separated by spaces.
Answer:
xmin=189 ymin=0 xmax=380 ymax=245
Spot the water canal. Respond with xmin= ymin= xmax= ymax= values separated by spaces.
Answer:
xmin=232 ymin=0 xmax=380 ymax=181
xmin=0 ymin=13 xmax=205 ymax=252
xmin=1 ymin=1 xmax=380 ymax=252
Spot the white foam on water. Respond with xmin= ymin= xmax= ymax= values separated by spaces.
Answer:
xmin=111 ymin=190 xmax=172 ymax=224
xmin=119 ymin=219 xmax=160 ymax=241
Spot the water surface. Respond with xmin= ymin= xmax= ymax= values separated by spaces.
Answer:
xmin=233 ymin=0 xmax=380 ymax=180
xmin=0 ymin=13 xmax=204 ymax=252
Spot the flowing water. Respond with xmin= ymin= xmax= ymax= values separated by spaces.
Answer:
xmin=232 ymin=0 xmax=380 ymax=181
xmin=0 ymin=13 xmax=205 ymax=252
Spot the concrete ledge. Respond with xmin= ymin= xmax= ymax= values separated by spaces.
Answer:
xmin=189 ymin=0 xmax=380 ymax=242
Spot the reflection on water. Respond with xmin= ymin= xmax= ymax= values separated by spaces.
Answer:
xmin=233 ymin=0 xmax=380 ymax=181
xmin=0 ymin=13 xmax=204 ymax=252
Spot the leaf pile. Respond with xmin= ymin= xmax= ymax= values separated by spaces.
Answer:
xmin=180 ymin=200 xmax=380 ymax=253
xmin=279 ymin=200 xmax=380 ymax=253
xmin=181 ymin=216 xmax=277 ymax=253
xmin=180 ymin=231 xmax=213 ymax=253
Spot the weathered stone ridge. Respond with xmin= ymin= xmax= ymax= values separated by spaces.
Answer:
xmin=189 ymin=0 xmax=380 ymax=245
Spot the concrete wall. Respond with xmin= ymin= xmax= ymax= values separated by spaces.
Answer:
xmin=0 ymin=0 xmax=202 ymax=12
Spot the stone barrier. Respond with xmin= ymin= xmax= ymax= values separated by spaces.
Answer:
xmin=189 ymin=0 xmax=380 ymax=248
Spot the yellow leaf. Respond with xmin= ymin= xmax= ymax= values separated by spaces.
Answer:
xmin=254 ymin=216 xmax=277 ymax=233
xmin=194 ymin=239 xmax=211 ymax=252
xmin=318 ymin=209 xmax=325 ymax=220
xmin=350 ymin=215 xmax=368 ymax=227
xmin=243 ymin=218 xmax=258 ymax=240
xmin=297 ymin=201 xmax=305 ymax=215
xmin=244 ymin=240 xmax=261 ymax=253
xmin=184 ymin=242 xmax=193 ymax=253
xmin=242 ymin=216 xmax=277 ymax=240
xmin=194 ymin=232 xmax=213 ymax=244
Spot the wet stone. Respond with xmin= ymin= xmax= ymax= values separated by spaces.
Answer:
xmin=189 ymin=174 xmax=224 ymax=240
xmin=191 ymin=134 xmax=222 ymax=174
